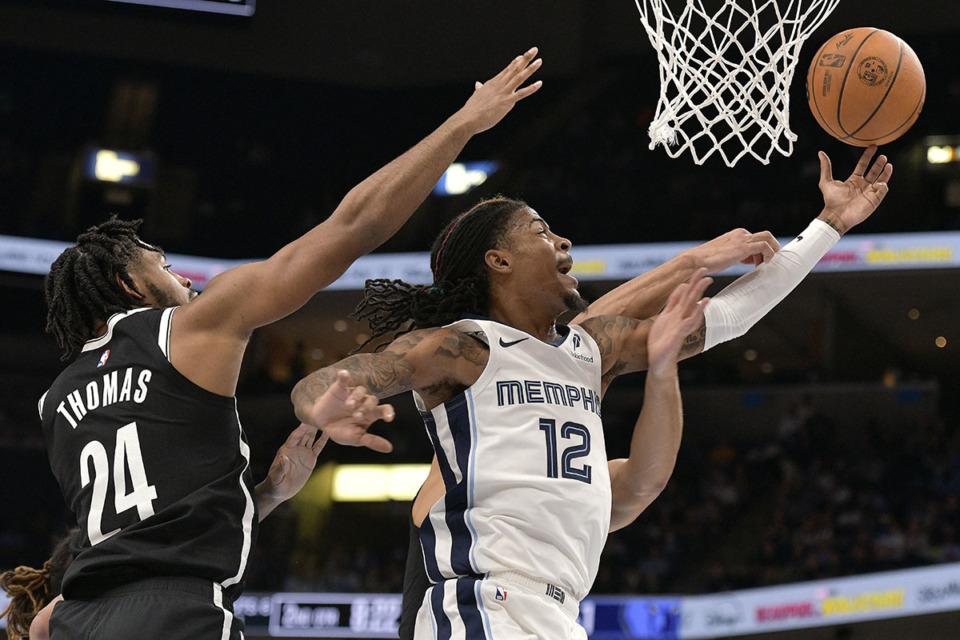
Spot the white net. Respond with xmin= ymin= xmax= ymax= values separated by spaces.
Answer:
xmin=635 ymin=0 xmax=840 ymax=166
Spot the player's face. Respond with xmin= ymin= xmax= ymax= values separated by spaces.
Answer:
xmin=131 ymin=249 xmax=197 ymax=308
xmin=502 ymin=208 xmax=587 ymax=314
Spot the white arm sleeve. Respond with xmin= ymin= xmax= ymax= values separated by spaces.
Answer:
xmin=702 ymin=219 xmax=840 ymax=351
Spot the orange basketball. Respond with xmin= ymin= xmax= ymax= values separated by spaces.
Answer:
xmin=806 ymin=27 xmax=925 ymax=146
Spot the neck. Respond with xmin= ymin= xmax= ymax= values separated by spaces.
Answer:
xmin=487 ymin=296 xmax=561 ymax=343
xmin=92 ymin=318 xmax=108 ymax=338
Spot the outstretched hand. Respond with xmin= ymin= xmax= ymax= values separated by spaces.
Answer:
xmin=302 ymin=370 xmax=396 ymax=453
xmin=457 ymin=47 xmax=543 ymax=135
xmin=818 ymin=145 xmax=893 ymax=235
xmin=647 ymin=269 xmax=712 ymax=377
xmin=262 ymin=424 xmax=329 ymax=504
xmin=685 ymin=228 xmax=782 ymax=271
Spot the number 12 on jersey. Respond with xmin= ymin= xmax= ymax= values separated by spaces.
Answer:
xmin=539 ymin=418 xmax=592 ymax=483
xmin=79 ymin=422 xmax=158 ymax=545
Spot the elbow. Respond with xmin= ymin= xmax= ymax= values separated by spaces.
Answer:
xmin=612 ymin=481 xmax=668 ymax=521
xmin=291 ymin=379 xmax=310 ymax=421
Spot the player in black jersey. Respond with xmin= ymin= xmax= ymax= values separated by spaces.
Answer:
xmin=37 ymin=50 xmax=543 ymax=640
xmin=2 ymin=423 xmax=325 ymax=640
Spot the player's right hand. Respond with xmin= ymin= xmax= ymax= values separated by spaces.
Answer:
xmin=818 ymin=145 xmax=893 ymax=235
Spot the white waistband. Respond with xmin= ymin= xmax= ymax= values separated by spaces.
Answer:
xmin=486 ymin=571 xmax=580 ymax=618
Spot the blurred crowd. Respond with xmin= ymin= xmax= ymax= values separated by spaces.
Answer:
xmin=594 ymin=398 xmax=960 ymax=595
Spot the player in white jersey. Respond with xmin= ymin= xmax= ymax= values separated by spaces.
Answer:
xmin=293 ymin=147 xmax=893 ymax=639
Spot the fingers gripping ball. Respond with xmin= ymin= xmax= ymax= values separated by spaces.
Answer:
xmin=806 ymin=27 xmax=925 ymax=146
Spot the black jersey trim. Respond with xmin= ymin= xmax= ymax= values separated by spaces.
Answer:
xmin=80 ymin=307 xmax=154 ymax=353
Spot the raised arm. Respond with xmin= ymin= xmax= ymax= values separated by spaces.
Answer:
xmin=570 ymin=228 xmax=781 ymax=323
xmin=608 ymin=272 xmax=709 ymax=531
xmin=582 ymin=146 xmax=893 ymax=383
xmin=699 ymin=146 xmax=892 ymax=351
xmin=173 ymin=50 xmax=541 ymax=395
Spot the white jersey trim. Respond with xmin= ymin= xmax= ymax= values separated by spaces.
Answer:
xmin=222 ymin=400 xmax=254 ymax=589
xmin=213 ymin=582 xmax=234 ymax=640
xmin=158 ymin=307 xmax=176 ymax=360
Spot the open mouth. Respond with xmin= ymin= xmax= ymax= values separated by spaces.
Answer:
xmin=557 ymin=259 xmax=577 ymax=285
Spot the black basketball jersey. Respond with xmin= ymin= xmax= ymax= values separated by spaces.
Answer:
xmin=39 ymin=307 xmax=258 ymax=600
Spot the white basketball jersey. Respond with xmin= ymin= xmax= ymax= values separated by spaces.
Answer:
xmin=414 ymin=319 xmax=611 ymax=600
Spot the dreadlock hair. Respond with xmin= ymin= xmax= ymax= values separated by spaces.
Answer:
xmin=0 ymin=528 xmax=78 ymax=640
xmin=353 ymin=197 xmax=529 ymax=348
xmin=44 ymin=216 xmax=160 ymax=361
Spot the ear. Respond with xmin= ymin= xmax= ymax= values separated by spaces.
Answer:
xmin=484 ymin=249 xmax=512 ymax=275
xmin=115 ymin=272 xmax=145 ymax=301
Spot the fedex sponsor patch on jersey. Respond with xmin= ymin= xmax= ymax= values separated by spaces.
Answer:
xmin=97 ymin=349 xmax=111 ymax=368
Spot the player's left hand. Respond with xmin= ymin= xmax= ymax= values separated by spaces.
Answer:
xmin=818 ymin=145 xmax=893 ymax=235
xmin=262 ymin=424 xmax=329 ymax=503
xmin=647 ymin=269 xmax=712 ymax=377
xmin=302 ymin=370 xmax=396 ymax=453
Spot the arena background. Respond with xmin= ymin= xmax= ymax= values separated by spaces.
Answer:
xmin=1 ymin=1 xmax=958 ymax=638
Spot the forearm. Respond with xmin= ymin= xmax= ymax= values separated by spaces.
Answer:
xmin=331 ymin=113 xmax=477 ymax=254
xmin=255 ymin=482 xmax=284 ymax=522
xmin=574 ymin=253 xmax=698 ymax=323
xmin=292 ymin=365 xmax=341 ymax=424
xmin=292 ymin=351 xmax=414 ymax=425
xmin=609 ymin=369 xmax=683 ymax=531
xmin=702 ymin=219 xmax=839 ymax=351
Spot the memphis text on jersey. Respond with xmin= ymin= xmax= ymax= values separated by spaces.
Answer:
xmin=54 ymin=366 xmax=154 ymax=428
xmin=495 ymin=378 xmax=601 ymax=418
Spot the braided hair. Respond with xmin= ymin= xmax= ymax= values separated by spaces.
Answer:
xmin=44 ymin=216 xmax=159 ymax=361
xmin=0 ymin=528 xmax=78 ymax=640
xmin=353 ymin=197 xmax=528 ymax=346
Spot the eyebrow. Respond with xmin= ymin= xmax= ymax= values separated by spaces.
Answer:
xmin=528 ymin=217 xmax=549 ymax=230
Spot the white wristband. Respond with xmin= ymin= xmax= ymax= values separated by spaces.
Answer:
xmin=702 ymin=219 xmax=840 ymax=351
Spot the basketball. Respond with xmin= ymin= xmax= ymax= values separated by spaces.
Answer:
xmin=806 ymin=27 xmax=926 ymax=146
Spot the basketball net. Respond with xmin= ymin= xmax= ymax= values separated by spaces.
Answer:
xmin=635 ymin=0 xmax=840 ymax=166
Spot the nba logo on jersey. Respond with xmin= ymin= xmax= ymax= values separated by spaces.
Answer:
xmin=572 ymin=334 xmax=581 ymax=349
xmin=495 ymin=587 xmax=507 ymax=601
xmin=97 ymin=349 xmax=111 ymax=368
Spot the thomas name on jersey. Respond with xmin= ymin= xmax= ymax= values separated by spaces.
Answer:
xmin=53 ymin=366 xmax=154 ymax=429
xmin=495 ymin=379 xmax=601 ymax=418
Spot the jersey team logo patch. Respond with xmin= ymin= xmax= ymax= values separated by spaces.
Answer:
xmin=97 ymin=349 xmax=111 ymax=368
xmin=570 ymin=333 xmax=594 ymax=363
xmin=495 ymin=587 xmax=507 ymax=601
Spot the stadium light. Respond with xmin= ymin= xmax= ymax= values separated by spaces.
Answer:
xmin=331 ymin=464 xmax=430 ymax=502
xmin=927 ymin=145 xmax=958 ymax=164
xmin=84 ymin=148 xmax=157 ymax=186
xmin=433 ymin=161 xmax=499 ymax=196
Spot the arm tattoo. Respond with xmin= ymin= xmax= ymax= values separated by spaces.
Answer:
xmin=819 ymin=216 xmax=844 ymax=235
xmin=679 ymin=321 xmax=707 ymax=359
xmin=293 ymin=333 xmax=427 ymax=412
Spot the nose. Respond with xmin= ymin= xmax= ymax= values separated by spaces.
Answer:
xmin=556 ymin=234 xmax=572 ymax=252
xmin=174 ymin=272 xmax=192 ymax=289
